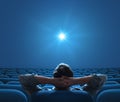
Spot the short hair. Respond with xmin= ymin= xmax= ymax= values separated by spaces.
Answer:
xmin=53 ymin=63 xmax=73 ymax=78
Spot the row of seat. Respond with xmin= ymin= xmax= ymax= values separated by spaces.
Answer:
xmin=0 ymin=89 xmax=27 ymax=102
xmin=0 ymin=83 xmax=120 ymax=101
xmin=0 ymin=67 xmax=119 ymax=102
xmin=0 ymin=67 xmax=120 ymax=78
xmin=0 ymin=89 xmax=120 ymax=102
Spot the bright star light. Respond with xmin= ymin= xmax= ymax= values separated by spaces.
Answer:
xmin=58 ymin=32 xmax=66 ymax=40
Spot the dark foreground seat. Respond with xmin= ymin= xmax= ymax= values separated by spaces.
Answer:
xmin=97 ymin=84 xmax=120 ymax=95
xmin=0 ymin=89 xmax=28 ymax=102
xmin=31 ymin=90 xmax=93 ymax=102
xmin=96 ymin=89 xmax=120 ymax=102
xmin=0 ymin=84 xmax=31 ymax=102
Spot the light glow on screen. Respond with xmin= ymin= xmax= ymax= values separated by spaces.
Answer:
xmin=58 ymin=32 xmax=66 ymax=40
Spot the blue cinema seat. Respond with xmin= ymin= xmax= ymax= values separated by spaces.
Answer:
xmin=31 ymin=90 xmax=93 ymax=102
xmin=105 ymin=80 xmax=119 ymax=85
xmin=96 ymin=89 xmax=120 ymax=102
xmin=108 ymin=78 xmax=120 ymax=83
xmin=97 ymin=84 xmax=120 ymax=94
xmin=0 ymin=84 xmax=23 ymax=91
xmin=0 ymin=84 xmax=31 ymax=102
xmin=0 ymin=81 xmax=4 ymax=84
xmin=93 ymin=84 xmax=120 ymax=100
xmin=0 ymin=78 xmax=18 ymax=84
xmin=6 ymin=81 xmax=20 ymax=85
xmin=0 ymin=89 xmax=28 ymax=102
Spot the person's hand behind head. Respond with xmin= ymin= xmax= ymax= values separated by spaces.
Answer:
xmin=53 ymin=76 xmax=72 ymax=88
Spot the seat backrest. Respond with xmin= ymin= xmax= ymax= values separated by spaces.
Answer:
xmin=0 ymin=89 xmax=28 ymax=102
xmin=97 ymin=84 xmax=120 ymax=94
xmin=0 ymin=84 xmax=31 ymax=102
xmin=31 ymin=90 xmax=93 ymax=102
xmin=0 ymin=78 xmax=18 ymax=83
xmin=105 ymin=81 xmax=119 ymax=85
xmin=0 ymin=84 xmax=23 ymax=91
xmin=96 ymin=89 xmax=120 ymax=102
xmin=0 ymin=81 xmax=4 ymax=84
xmin=108 ymin=78 xmax=120 ymax=83
xmin=6 ymin=81 xmax=20 ymax=85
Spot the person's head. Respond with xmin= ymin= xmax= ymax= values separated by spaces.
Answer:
xmin=53 ymin=63 xmax=73 ymax=90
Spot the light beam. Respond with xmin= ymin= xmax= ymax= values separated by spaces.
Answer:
xmin=58 ymin=32 xmax=66 ymax=40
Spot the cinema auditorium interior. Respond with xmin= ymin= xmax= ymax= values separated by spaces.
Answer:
xmin=0 ymin=0 xmax=120 ymax=102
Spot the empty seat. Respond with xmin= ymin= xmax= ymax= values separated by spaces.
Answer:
xmin=0 ymin=84 xmax=23 ymax=91
xmin=0 ymin=78 xmax=18 ymax=84
xmin=6 ymin=81 xmax=20 ymax=85
xmin=0 ymin=84 xmax=31 ymax=102
xmin=31 ymin=90 xmax=93 ymax=102
xmin=105 ymin=81 xmax=119 ymax=85
xmin=99 ymin=84 xmax=120 ymax=92
xmin=95 ymin=84 xmax=120 ymax=96
xmin=0 ymin=89 xmax=28 ymax=102
xmin=108 ymin=78 xmax=120 ymax=83
xmin=96 ymin=89 xmax=120 ymax=102
xmin=0 ymin=81 xmax=4 ymax=84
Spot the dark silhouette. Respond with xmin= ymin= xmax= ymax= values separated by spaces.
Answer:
xmin=19 ymin=63 xmax=107 ymax=95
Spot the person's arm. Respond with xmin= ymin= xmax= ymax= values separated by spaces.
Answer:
xmin=19 ymin=74 xmax=107 ymax=88
xmin=19 ymin=74 xmax=68 ymax=94
xmin=34 ymin=75 xmax=67 ymax=87
xmin=34 ymin=75 xmax=53 ymax=84
xmin=19 ymin=74 xmax=54 ymax=94
xmin=68 ymin=74 xmax=107 ymax=95
xmin=67 ymin=74 xmax=107 ymax=86
xmin=69 ymin=75 xmax=93 ymax=85
xmin=19 ymin=74 xmax=64 ymax=87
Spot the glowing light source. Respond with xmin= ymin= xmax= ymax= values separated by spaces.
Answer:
xmin=58 ymin=32 xmax=66 ymax=40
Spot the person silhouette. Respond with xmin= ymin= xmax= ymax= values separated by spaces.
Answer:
xmin=19 ymin=63 xmax=107 ymax=95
